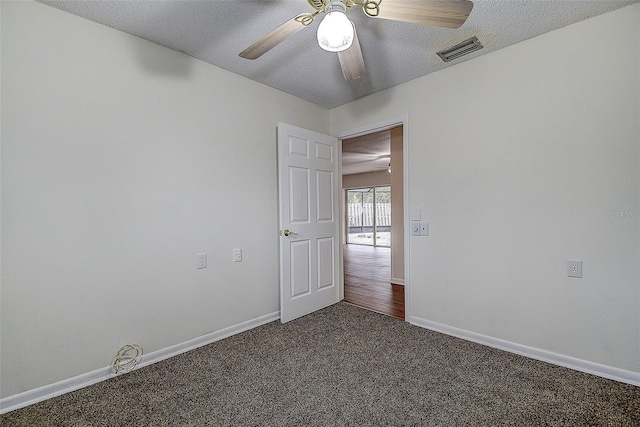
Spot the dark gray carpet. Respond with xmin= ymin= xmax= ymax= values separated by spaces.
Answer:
xmin=2 ymin=302 xmax=639 ymax=426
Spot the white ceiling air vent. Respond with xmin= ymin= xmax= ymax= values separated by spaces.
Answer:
xmin=437 ymin=36 xmax=483 ymax=62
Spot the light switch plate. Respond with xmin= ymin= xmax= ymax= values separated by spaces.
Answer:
xmin=411 ymin=222 xmax=421 ymax=236
xmin=411 ymin=208 xmax=422 ymax=221
xmin=233 ymin=248 xmax=242 ymax=262
xmin=196 ymin=253 xmax=207 ymax=269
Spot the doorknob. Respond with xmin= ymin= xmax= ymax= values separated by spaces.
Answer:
xmin=283 ymin=229 xmax=294 ymax=236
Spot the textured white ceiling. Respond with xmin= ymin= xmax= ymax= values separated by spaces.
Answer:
xmin=39 ymin=0 xmax=638 ymax=108
xmin=342 ymin=129 xmax=391 ymax=175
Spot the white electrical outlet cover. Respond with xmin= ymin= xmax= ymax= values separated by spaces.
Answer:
xmin=420 ymin=222 xmax=429 ymax=236
xmin=567 ymin=259 xmax=582 ymax=278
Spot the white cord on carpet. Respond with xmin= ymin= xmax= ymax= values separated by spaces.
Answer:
xmin=112 ymin=344 xmax=143 ymax=374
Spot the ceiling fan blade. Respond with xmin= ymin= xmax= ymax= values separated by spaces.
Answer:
xmin=338 ymin=24 xmax=366 ymax=80
xmin=239 ymin=14 xmax=314 ymax=60
xmin=368 ymin=0 xmax=473 ymax=29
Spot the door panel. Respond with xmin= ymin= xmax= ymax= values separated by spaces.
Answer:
xmin=278 ymin=123 xmax=340 ymax=323
xmin=290 ymin=240 xmax=311 ymax=298
xmin=316 ymin=170 xmax=333 ymax=221
xmin=317 ymin=237 xmax=335 ymax=290
xmin=289 ymin=167 xmax=310 ymax=223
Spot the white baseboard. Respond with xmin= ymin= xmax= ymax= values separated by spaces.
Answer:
xmin=390 ymin=278 xmax=405 ymax=286
xmin=410 ymin=315 xmax=640 ymax=387
xmin=0 ymin=365 xmax=113 ymax=416
xmin=0 ymin=311 xmax=280 ymax=415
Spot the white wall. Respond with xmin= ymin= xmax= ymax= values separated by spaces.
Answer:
xmin=0 ymin=1 xmax=328 ymax=398
xmin=342 ymin=170 xmax=391 ymax=189
xmin=331 ymin=4 xmax=640 ymax=375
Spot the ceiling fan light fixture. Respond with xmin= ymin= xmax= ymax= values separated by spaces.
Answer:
xmin=317 ymin=2 xmax=353 ymax=52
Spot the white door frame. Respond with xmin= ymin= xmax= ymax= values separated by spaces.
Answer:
xmin=336 ymin=115 xmax=410 ymax=321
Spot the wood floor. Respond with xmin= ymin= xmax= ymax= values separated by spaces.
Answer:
xmin=343 ymin=244 xmax=405 ymax=320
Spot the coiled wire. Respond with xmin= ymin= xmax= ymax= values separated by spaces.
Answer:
xmin=112 ymin=344 xmax=143 ymax=374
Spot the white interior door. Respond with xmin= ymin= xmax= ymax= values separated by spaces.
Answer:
xmin=278 ymin=122 xmax=341 ymax=323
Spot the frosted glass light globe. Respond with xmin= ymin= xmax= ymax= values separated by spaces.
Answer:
xmin=317 ymin=11 xmax=354 ymax=52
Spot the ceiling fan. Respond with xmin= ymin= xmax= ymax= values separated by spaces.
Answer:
xmin=239 ymin=0 xmax=474 ymax=81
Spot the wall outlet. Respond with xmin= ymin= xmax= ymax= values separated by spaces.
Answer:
xmin=420 ymin=222 xmax=429 ymax=236
xmin=196 ymin=253 xmax=207 ymax=269
xmin=567 ymin=259 xmax=582 ymax=278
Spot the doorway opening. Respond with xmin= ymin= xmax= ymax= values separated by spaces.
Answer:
xmin=346 ymin=186 xmax=391 ymax=247
xmin=341 ymin=125 xmax=404 ymax=319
